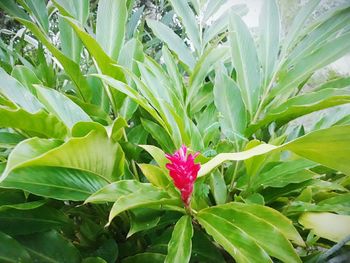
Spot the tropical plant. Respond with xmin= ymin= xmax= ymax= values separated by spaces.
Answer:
xmin=0 ymin=0 xmax=350 ymax=262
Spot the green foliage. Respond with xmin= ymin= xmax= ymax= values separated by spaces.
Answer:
xmin=0 ymin=0 xmax=350 ymax=261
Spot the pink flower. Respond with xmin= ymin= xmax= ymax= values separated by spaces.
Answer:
xmin=165 ymin=145 xmax=200 ymax=206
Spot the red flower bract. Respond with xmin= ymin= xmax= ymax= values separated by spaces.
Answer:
xmin=165 ymin=145 xmax=200 ymax=206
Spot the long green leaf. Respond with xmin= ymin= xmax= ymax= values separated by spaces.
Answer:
xmin=229 ymin=13 xmax=261 ymax=115
xmin=0 ymin=231 xmax=31 ymax=262
xmin=199 ymin=125 xmax=350 ymax=177
xmin=259 ymin=0 xmax=280 ymax=87
xmin=214 ymin=65 xmax=246 ymax=141
xmin=248 ymin=88 xmax=350 ymax=135
xmin=35 ymin=85 xmax=92 ymax=128
xmin=168 ymin=0 xmax=201 ymax=51
xmin=147 ymin=19 xmax=195 ymax=70
xmin=165 ymin=215 xmax=193 ymax=263
xmin=96 ymin=0 xmax=127 ymax=60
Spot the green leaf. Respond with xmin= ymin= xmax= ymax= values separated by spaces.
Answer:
xmin=11 ymin=65 xmax=42 ymax=95
xmin=165 ymin=215 xmax=193 ymax=263
xmin=141 ymin=119 xmax=175 ymax=153
xmin=128 ymin=208 xmax=163 ymax=237
xmin=162 ymin=46 xmax=183 ymax=99
xmin=197 ymin=209 xmax=272 ymax=263
xmin=299 ymin=212 xmax=350 ymax=242
xmin=1 ymin=166 xmax=108 ymax=201
xmin=56 ymin=0 xmax=89 ymax=63
xmin=21 ymin=0 xmax=49 ymax=33
xmin=188 ymin=46 xmax=229 ymax=104
xmin=96 ymin=0 xmax=127 ymax=60
xmin=0 ymin=0 xmax=30 ymax=20
xmin=122 ymin=253 xmax=166 ymax=263
xmin=108 ymin=185 xmax=181 ymax=224
xmin=0 ymin=107 xmax=67 ymax=139
xmin=14 ymin=18 xmax=92 ymax=101
xmin=200 ymin=125 xmax=350 ymax=177
xmin=209 ymin=170 xmax=227 ymax=205
xmin=0 ymin=68 xmax=43 ymax=113
xmin=0 ymin=231 xmax=31 ymax=262
xmin=271 ymin=32 xmax=350 ymax=98
xmin=248 ymin=88 xmax=350 ymax=135
xmin=282 ymin=0 xmax=320 ymax=53
xmin=85 ymin=180 xmax=154 ymax=203
xmin=214 ymin=65 xmax=246 ymax=141
xmin=17 ymin=230 xmax=81 ymax=263
xmin=139 ymin=145 xmax=169 ymax=171
xmin=0 ymin=205 xmax=69 ymax=235
xmin=35 ymin=85 xmax=92 ymax=128
xmin=110 ymin=116 xmax=128 ymax=142
xmin=229 ymin=12 xmax=261 ymax=115
xmin=259 ymin=0 xmax=280 ymax=87
xmin=138 ymin=163 xmax=170 ymax=189
xmin=3 ymin=125 xmax=122 ymax=182
xmin=0 ymin=132 xmax=25 ymax=148
xmin=147 ymin=19 xmax=195 ymax=70
xmin=198 ymin=203 xmax=301 ymax=262
xmin=252 ymin=160 xmax=316 ymax=189
xmin=168 ymin=0 xmax=201 ymax=51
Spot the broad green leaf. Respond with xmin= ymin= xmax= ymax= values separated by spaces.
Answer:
xmin=1 ymin=166 xmax=108 ymax=201
xmin=85 ymin=180 xmax=154 ymax=204
xmin=83 ymin=257 xmax=107 ymax=263
xmin=147 ymin=19 xmax=195 ymax=70
xmin=165 ymin=215 xmax=193 ymax=263
xmin=271 ymin=32 xmax=350 ymax=98
xmin=200 ymin=125 xmax=350 ymax=177
xmin=299 ymin=212 xmax=350 ymax=242
xmin=126 ymin=6 xmax=144 ymax=39
xmin=203 ymin=0 xmax=227 ymax=22
xmin=4 ymin=127 xmax=122 ymax=181
xmin=109 ymin=116 xmax=128 ymax=142
xmin=198 ymin=204 xmax=301 ymax=262
xmin=0 ymin=205 xmax=69 ymax=235
xmin=122 ymin=253 xmax=166 ymax=263
xmin=248 ymin=88 xmax=350 ymax=135
xmin=96 ymin=0 xmax=127 ymax=60
xmin=259 ymin=0 xmax=280 ymax=87
xmin=214 ymin=65 xmax=246 ymax=141
xmin=0 ymin=231 xmax=31 ymax=262
xmin=35 ymin=85 xmax=92 ymax=128
xmin=11 ymin=65 xmax=42 ymax=95
xmin=0 ymin=107 xmax=67 ymax=139
xmin=0 ymin=68 xmax=43 ymax=113
xmin=315 ymin=76 xmax=350 ymax=91
xmin=0 ymin=200 xmax=46 ymax=212
xmin=168 ymin=0 xmax=201 ymax=51
xmin=197 ymin=210 xmax=272 ymax=263
xmin=17 ymin=230 xmax=81 ymax=263
xmin=138 ymin=163 xmax=170 ymax=189
xmin=108 ymin=186 xmax=181 ymax=224
xmin=229 ymin=13 xmax=261 ymax=115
